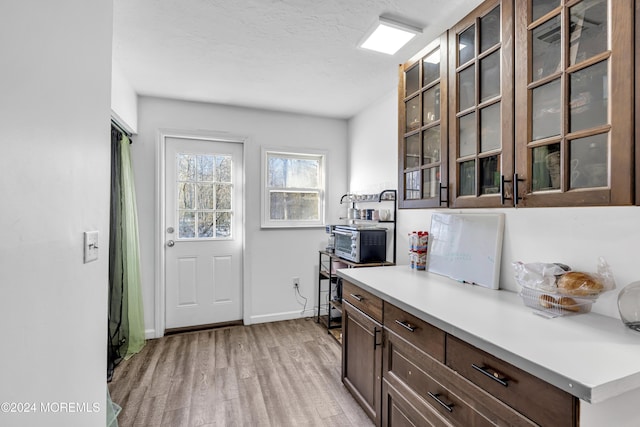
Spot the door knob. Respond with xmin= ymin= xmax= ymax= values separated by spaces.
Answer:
xmin=167 ymin=240 xmax=175 ymax=247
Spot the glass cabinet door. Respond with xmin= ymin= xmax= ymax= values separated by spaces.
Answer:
xmin=398 ymin=33 xmax=449 ymax=209
xmin=448 ymin=0 xmax=514 ymax=208
xmin=514 ymin=0 xmax=634 ymax=206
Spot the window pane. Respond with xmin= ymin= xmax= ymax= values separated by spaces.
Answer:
xmin=480 ymin=155 xmax=500 ymax=195
xmin=480 ymin=102 xmax=501 ymax=153
xmin=480 ymin=51 xmax=500 ymax=102
xmin=423 ymin=127 xmax=441 ymax=164
xmin=177 ymin=154 xmax=196 ymax=181
xmin=216 ymin=155 xmax=231 ymax=182
xmin=423 ymin=167 xmax=440 ymax=199
xmin=531 ymin=144 xmax=561 ymax=191
xmin=458 ymin=65 xmax=476 ymax=111
xmin=216 ymin=184 xmax=232 ymax=210
xmin=268 ymin=156 xmax=319 ymax=188
xmin=197 ymin=183 xmax=214 ymax=209
xmin=532 ymin=0 xmax=560 ymax=22
xmin=216 ymin=212 xmax=231 ymax=238
xmin=532 ymin=15 xmax=561 ymax=81
xmin=423 ymin=49 xmax=441 ymax=87
xmin=532 ymin=79 xmax=561 ymax=140
xmin=198 ymin=212 xmax=214 ymax=238
xmin=570 ymin=0 xmax=607 ymax=66
xmin=406 ymin=96 xmax=420 ymax=131
xmin=269 ymin=192 xmax=319 ymax=221
xmin=179 ymin=152 xmax=234 ymax=238
xmin=405 ymin=64 xmax=420 ymax=96
xmin=459 ymin=160 xmax=476 ymax=196
xmin=196 ymin=155 xmax=214 ymax=182
xmin=178 ymin=183 xmax=195 ymax=209
xmin=423 ymin=84 xmax=440 ymax=125
xmin=480 ymin=6 xmax=500 ymax=53
xmin=532 ymin=143 xmax=561 ymax=191
xmin=459 ymin=112 xmax=477 ymax=157
xmin=405 ymin=134 xmax=420 ymax=168
xmin=405 ymin=171 xmax=421 ymax=200
xmin=570 ymin=60 xmax=608 ymax=133
xmin=459 ymin=25 xmax=475 ymax=65
xmin=570 ymin=133 xmax=608 ymax=189
xmin=179 ymin=211 xmax=195 ymax=238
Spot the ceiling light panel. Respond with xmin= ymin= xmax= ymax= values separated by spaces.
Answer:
xmin=359 ymin=17 xmax=422 ymax=55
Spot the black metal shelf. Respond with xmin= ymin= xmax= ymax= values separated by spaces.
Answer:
xmin=316 ymin=250 xmax=393 ymax=344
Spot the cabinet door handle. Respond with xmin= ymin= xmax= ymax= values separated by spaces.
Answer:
xmin=427 ymin=392 xmax=454 ymax=413
xmin=472 ymin=364 xmax=509 ymax=387
xmin=373 ymin=327 xmax=382 ymax=349
xmin=395 ymin=319 xmax=416 ymax=332
xmin=500 ymin=174 xmax=512 ymax=206
xmin=438 ymin=182 xmax=448 ymax=207
xmin=350 ymin=293 xmax=363 ymax=302
xmin=513 ymin=173 xmax=525 ymax=207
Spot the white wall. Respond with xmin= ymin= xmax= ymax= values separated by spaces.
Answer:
xmin=0 ymin=1 xmax=112 ymax=426
xmin=111 ymin=58 xmax=138 ymax=134
xmin=348 ymin=89 xmax=640 ymax=320
xmin=133 ymin=97 xmax=348 ymax=334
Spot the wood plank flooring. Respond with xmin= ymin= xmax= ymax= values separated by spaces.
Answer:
xmin=108 ymin=318 xmax=374 ymax=427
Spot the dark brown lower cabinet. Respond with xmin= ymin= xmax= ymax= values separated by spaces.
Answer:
xmin=342 ymin=282 xmax=579 ymax=426
xmin=342 ymin=300 xmax=383 ymax=425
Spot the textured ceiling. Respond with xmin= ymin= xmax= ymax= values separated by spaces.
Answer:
xmin=113 ymin=0 xmax=484 ymax=119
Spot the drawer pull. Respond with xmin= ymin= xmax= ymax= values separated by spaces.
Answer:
xmin=472 ymin=364 xmax=509 ymax=387
xmin=350 ymin=293 xmax=364 ymax=302
xmin=427 ymin=392 xmax=454 ymax=413
xmin=395 ymin=319 xmax=416 ymax=332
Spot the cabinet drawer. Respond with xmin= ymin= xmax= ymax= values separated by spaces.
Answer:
xmin=343 ymin=280 xmax=383 ymax=323
xmin=446 ymin=335 xmax=578 ymax=427
xmin=382 ymin=379 xmax=450 ymax=427
xmin=385 ymin=330 xmax=536 ymax=427
xmin=384 ymin=302 xmax=445 ymax=362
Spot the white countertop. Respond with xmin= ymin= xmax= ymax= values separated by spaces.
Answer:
xmin=336 ymin=265 xmax=640 ymax=404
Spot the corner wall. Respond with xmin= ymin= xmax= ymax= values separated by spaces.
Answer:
xmin=348 ymin=88 xmax=640 ymax=320
xmin=0 ymin=1 xmax=112 ymax=425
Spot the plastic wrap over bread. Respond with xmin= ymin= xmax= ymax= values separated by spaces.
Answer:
xmin=513 ymin=257 xmax=615 ymax=298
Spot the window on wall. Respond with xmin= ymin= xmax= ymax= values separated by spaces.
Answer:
xmin=261 ymin=149 xmax=326 ymax=228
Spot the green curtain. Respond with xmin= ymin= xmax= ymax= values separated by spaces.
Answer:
xmin=119 ymin=135 xmax=145 ymax=358
xmin=106 ymin=387 xmax=121 ymax=427
xmin=108 ymin=131 xmax=145 ymax=380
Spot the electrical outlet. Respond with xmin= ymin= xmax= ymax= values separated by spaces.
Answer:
xmin=292 ymin=277 xmax=300 ymax=288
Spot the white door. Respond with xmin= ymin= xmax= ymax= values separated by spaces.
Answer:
xmin=164 ymin=136 xmax=243 ymax=330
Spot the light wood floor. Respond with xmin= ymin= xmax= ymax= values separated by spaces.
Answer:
xmin=108 ymin=318 xmax=374 ymax=427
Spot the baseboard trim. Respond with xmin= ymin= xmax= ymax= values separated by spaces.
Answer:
xmin=249 ymin=310 xmax=315 ymax=325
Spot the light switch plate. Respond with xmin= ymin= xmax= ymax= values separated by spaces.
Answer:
xmin=84 ymin=231 xmax=99 ymax=263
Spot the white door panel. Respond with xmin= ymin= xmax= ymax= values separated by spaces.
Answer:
xmin=165 ymin=136 xmax=243 ymax=330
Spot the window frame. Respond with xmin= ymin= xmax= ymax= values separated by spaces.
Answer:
xmin=261 ymin=147 xmax=326 ymax=228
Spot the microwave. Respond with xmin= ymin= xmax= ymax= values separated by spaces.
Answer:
xmin=333 ymin=226 xmax=387 ymax=263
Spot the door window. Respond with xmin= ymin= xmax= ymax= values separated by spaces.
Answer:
xmin=176 ymin=153 xmax=232 ymax=239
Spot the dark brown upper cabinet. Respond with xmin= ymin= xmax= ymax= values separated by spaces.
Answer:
xmin=448 ymin=0 xmax=515 ymax=208
xmin=514 ymin=0 xmax=634 ymax=207
xmin=398 ymin=33 xmax=449 ymax=209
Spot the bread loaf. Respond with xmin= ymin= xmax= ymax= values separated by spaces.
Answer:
xmin=557 ymin=272 xmax=603 ymax=296
xmin=557 ymin=296 xmax=580 ymax=312
xmin=539 ymin=294 xmax=556 ymax=308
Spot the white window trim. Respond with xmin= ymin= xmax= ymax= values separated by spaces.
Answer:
xmin=261 ymin=147 xmax=326 ymax=228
